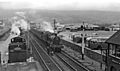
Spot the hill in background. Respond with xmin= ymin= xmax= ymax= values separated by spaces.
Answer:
xmin=0 ymin=9 xmax=120 ymax=27
xmin=34 ymin=10 xmax=120 ymax=24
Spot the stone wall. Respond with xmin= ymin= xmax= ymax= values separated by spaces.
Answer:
xmin=61 ymin=39 xmax=82 ymax=54
xmin=61 ymin=39 xmax=106 ymax=64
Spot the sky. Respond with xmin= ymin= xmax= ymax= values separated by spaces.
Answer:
xmin=0 ymin=0 xmax=120 ymax=11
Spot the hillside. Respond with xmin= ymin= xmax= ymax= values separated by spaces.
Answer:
xmin=27 ymin=10 xmax=120 ymax=25
xmin=0 ymin=9 xmax=120 ymax=25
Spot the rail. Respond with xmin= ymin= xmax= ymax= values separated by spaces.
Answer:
xmin=55 ymin=53 xmax=77 ymax=71
xmin=30 ymin=33 xmax=63 ymax=71
xmin=62 ymin=51 xmax=92 ymax=71
xmin=55 ymin=51 xmax=91 ymax=71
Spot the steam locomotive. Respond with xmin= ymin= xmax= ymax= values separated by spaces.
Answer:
xmin=8 ymin=36 xmax=29 ymax=63
xmin=30 ymin=29 xmax=64 ymax=53
xmin=40 ymin=31 xmax=64 ymax=53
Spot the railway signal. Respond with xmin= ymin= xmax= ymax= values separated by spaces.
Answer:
xmin=53 ymin=19 xmax=57 ymax=33
xmin=81 ymin=21 xmax=85 ymax=60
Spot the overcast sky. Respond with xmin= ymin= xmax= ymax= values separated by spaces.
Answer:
xmin=0 ymin=0 xmax=120 ymax=11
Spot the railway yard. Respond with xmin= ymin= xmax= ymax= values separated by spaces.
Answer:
xmin=0 ymin=25 xmax=119 ymax=71
xmin=27 ymin=29 xmax=113 ymax=71
xmin=1 ymin=1 xmax=120 ymax=71
xmin=0 ymin=28 xmax=116 ymax=71
xmin=28 ymin=29 xmax=92 ymax=71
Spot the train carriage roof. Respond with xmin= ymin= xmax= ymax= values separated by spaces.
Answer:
xmin=88 ymin=37 xmax=109 ymax=42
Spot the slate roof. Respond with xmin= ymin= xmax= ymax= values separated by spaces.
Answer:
xmin=105 ymin=30 xmax=120 ymax=45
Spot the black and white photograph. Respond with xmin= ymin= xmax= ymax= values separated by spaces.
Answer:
xmin=0 ymin=0 xmax=120 ymax=71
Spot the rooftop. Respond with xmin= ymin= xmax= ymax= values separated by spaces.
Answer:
xmin=106 ymin=30 xmax=120 ymax=45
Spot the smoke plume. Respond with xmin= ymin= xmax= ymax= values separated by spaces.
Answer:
xmin=40 ymin=21 xmax=54 ymax=33
xmin=10 ymin=11 xmax=30 ymax=36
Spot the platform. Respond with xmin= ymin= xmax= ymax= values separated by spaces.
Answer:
xmin=0 ymin=61 xmax=43 ymax=71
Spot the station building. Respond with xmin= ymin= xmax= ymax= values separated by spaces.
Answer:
xmin=106 ymin=30 xmax=120 ymax=71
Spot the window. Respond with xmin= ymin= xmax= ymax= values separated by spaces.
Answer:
xmin=110 ymin=66 xmax=116 ymax=71
xmin=110 ymin=44 xmax=120 ymax=57
xmin=109 ymin=44 xmax=116 ymax=55
xmin=116 ymin=45 xmax=120 ymax=57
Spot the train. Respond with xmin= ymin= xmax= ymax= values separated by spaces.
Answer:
xmin=87 ymin=37 xmax=108 ymax=50
xmin=30 ymin=29 xmax=64 ymax=54
xmin=39 ymin=31 xmax=64 ymax=53
xmin=8 ymin=36 xmax=29 ymax=63
xmin=5 ymin=35 xmax=40 ymax=70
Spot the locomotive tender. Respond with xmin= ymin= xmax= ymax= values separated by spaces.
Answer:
xmin=8 ymin=36 xmax=28 ymax=63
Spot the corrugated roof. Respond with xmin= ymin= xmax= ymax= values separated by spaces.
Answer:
xmin=105 ymin=30 xmax=120 ymax=45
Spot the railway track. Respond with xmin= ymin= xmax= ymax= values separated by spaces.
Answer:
xmin=25 ymin=32 xmax=47 ymax=70
xmin=29 ymin=33 xmax=63 ymax=71
xmin=55 ymin=51 xmax=91 ymax=71
xmin=30 ymin=29 xmax=91 ymax=71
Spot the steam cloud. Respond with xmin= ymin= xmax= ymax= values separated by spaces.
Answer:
xmin=11 ymin=23 xmax=21 ymax=36
xmin=10 ymin=11 xmax=30 ymax=36
xmin=40 ymin=21 xmax=54 ymax=33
